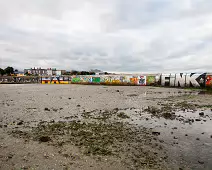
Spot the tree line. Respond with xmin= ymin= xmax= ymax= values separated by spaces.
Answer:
xmin=0 ymin=66 xmax=16 ymax=76
xmin=63 ymin=70 xmax=109 ymax=75
xmin=0 ymin=67 xmax=109 ymax=76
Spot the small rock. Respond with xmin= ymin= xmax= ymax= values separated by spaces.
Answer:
xmin=201 ymin=132 xmax=205 ymax=134
xmin=50 ymin=120 xmax=55 ymax=123
xmin=7 ymin=153 xmax=14 ymax=159
xmin=146 ymin=118 xmax=149 ymax=121
xmin=17 ymin=121 xmax=24 ymax=125
xmin=174 ymin=136 xmax=178 ymax=139
xmin=0 ymin=125 xmax=2 ymax=128
xmin=44 ymin=108 xmax=50 ymax=111
xmin=39 ymin=136 xmax=51 ymax=142
xmin=77 ymin=105 xmax=81 ymax=107
xmin=196 ymin=138 xmax=200 ymax=140
xmin=164 ymin=122 xmax=167 ymax=125
xmin=43 ymin=153 xmax=49 ymax=159
xmin=173 ymin=127 xmax=177 ymax=129
xmin=113 ymin=108 xmax=119 ymax=112
xmin=198 ymin=160 xmax=204 ymax=164
xmin=4 ymin=125 xmax=7 ymax=128
xmin=199 ymin=112 xmax=204 ymax=116
xmin=195 ymin=119 xmax=201 ymax=121
xmin=171 ymin=132 xmax=174 ymax=134
xmin=184 ymin=119 xmax=189 ymax=123
xmin=185 ymin=134 xmax=188 ymax=136
xmin=68 ymin=98 xmax=71 ymax=100
xmin=116 ymin=90 xmax=120 ymax=92
xmin=53 ymin=109 xmax=58 ymax=112
xmin=210 ymin=135 xmax=212 ymax=138
xmin=152 ymin=131 xmax=160 ymax=136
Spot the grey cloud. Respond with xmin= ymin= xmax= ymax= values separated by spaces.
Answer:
xmin=0 ymin=0 xmax=212 ymax=72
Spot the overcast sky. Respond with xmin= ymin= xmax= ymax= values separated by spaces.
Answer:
xmin=0 ymin=0 xmax=212 ymax=73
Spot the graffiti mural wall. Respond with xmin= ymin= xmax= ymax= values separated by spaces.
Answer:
xmin=0 ymin=73 xmax=211 ymax=88
xmin=161 ymin=73 xmax=207 ymax=87
xmin=0 ymin=76 xmax=40 ymax=84
xmin=41 ymin=77 xmax=70 ymax=84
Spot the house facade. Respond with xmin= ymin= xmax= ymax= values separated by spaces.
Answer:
xmin=24 ymin=67 xmax=47 ymax=76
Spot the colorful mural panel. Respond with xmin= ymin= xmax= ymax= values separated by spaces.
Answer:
xmin=71 ymin=77 xmax=81 ymax=83
xmin=161 ymin=73 xmax=206 ymax=87
xmin=206 ymin=75 xmax=212 ymax=87
xmin=41 ymin=77 xmax=51 ymax=84
xmin=111 ymin=76 xmax=121 ymax=84
xmin=92 ymin=77 xmax=100 ymax=83
xmin=51 ymin=77 xmax=59 ymax=84
xmin=146 ymin=76 xmax=156 ymax=85
xmin=138 ymin=76 xmax=146 ymax=86
xmin=130 ymin=77 xmax=138 ymax=85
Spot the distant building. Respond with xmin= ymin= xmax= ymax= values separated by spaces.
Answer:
xmin=24 ymin=67 xmax=66 ymax=76
xmin=55 ymin=70 xmax=66 ymax=76
xmin=46 ymin=68 xmax=66 ymax=76
xmin=47 ymin=68 xmax=53 ymax=76
xmin=24 ymin=67 xmax=47 ymax=76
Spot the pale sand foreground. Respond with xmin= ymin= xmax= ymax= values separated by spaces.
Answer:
xmin=0 ymin=84 xmax=212 ymax=170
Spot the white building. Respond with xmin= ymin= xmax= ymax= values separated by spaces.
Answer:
xmin=47 ymin=69 xmax=53 ymax=76
xmin=55 ymin=70 xmax=62 ymax=76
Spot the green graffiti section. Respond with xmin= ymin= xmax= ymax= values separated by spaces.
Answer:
xmin=71 ymin=77 xmax=81 ymax=83
xmin=92 ymin=77 xmax=100 ymax=83
xmin=147 ymin=76 xmax=156 ymax=85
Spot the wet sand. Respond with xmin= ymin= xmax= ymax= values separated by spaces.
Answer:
xmin=0 ymin=84 xmax=212 ymax=170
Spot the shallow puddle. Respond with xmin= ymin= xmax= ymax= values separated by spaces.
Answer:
xmin=119 ymin=108 xmax=212 ymax=169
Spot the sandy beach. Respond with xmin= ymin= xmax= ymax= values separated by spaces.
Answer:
xmin=0 ymin=84 xmax=212 ymax=170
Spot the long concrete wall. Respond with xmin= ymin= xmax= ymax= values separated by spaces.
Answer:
xmin=0 ymin=73 xmax=212 ymax=88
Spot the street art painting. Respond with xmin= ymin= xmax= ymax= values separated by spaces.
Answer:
xmin=161 ymin=73 xmax=206 ymax=87
xmin=58 ymin=76 xmax=69 ymax=84
xmin=130 ymin=77 xmax=138 ymax=85
xmin=138 ymin=76 xmax=146 ymax=86
xmin=111 ymin=76 xmax=121 ymax=84
xmin=41 ymin=77 xmax=70 ymax=84
xmin=92 ymin=77 xmax=100 ymax=83
xmin=0 ymin=76 xmax=40 ymax=84
xmin=41 ymin=77 xmax=51 ymax=84
xmin=120 ymin=76 xmax=129 ymax=83
xmin=186 ymin=73 xmax=206 ymax=87
xmin=71 ymin=77 xmax=81 ymax=83
xmin=101 ymin=76 xmax=110 ymax=83
xmin=206 ymin=75 xmax=212 ymax=87
xmin=51 ymin=77 xmax=59 ymax=84
xmin=173 ymin=73 xmax=186 ymax=87
xmin=81 ymin=76 xmax=92 ymax=83
xmin=146 ymin=76 xmax=156 ymax=85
